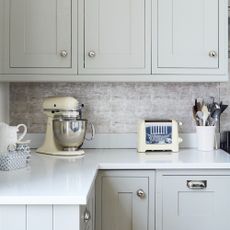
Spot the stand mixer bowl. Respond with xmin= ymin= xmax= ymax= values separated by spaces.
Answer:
xmin=53 ymin=117 xmax=87 ymax=151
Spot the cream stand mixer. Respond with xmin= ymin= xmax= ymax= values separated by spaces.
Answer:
xmin=36 ymin=96 xmax=95 ymax=156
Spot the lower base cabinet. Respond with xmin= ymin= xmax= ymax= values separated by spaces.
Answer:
xmin=156 ymin=170 xmax=230 ymax=230
xmin=0 ymin=186 xmax=95 ymax=230
xmin=1 ymin=170 xmax=230 ymax=230
xmin=0 ymin=205 xmax=80 ymax=230
xmin=95 ymin=170 xmax=155 ymax=230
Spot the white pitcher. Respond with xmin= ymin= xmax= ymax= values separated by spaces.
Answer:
xmin=0 ymin=122 xmax=27 ymax=153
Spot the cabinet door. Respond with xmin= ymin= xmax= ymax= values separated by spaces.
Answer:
xmin=157 ymin=175 xmax=230 ymax=230
xmin=103 ymin=177 xmax=148 ymax=230
xmin=53 ymin=205 xmax=80 ymax=230
xmin=96 ymin=171 xmax=154 ymax=230
xmin=153 ymin=0 xmax=228 ymax=75
xmin=78 ymin=0 xmax=151 ymax=74
xmin=0 ymin=205 xmax=26 ymax=230
xmin=9 ymin=0 xmax=72 ymax=69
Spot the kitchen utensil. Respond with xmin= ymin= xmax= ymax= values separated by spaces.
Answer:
xmin=36 ymin=96 xmax=95 ymax=156
xmin=195 ymin=111 xmax=203 ymax=126
xmin=210 ymin=108 xmax=221 ymax=126
xmin=197 ymin=101 xmax=203 ymax=112
xmin=137 ymin=120 xmax=183 ymax=152
xmin=221 ymin=104 xmax=228 ymax=113
xmin=193 ymin=106 xmax=200 ymax=126
xmin=201 ymin=105 xmax=210 ymax=126
xmin=0 ymin=122 xmax=27 ymax=154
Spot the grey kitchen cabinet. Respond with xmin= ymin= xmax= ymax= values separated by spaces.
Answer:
xmin=152 ymin=0 xmax=228 ymax=78
xmin=81 ymin=185 xmax=95 ymax=230
xmin=1 ymin=0 xmax=77 ymax=75
xmin=78 ymin=0 xmax=151 ymax=74
xmin=156 ymin=170 xmax=230 ymax=230
xmin=0 ymin=0 xmax=228 ymax=81
xmin=95 ymin=170 xmax=154 ymax=230
xmin=0 ymin=185 xmax=95 ymax=230
xmin=0 ymin=205 xmax=80 ymax=230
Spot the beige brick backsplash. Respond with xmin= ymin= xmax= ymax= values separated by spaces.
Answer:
xmin=9 ymin=82 xmax=229 ymax=134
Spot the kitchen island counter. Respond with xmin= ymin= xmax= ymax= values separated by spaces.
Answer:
xmin=0 ymin=148 xmax=230 ymax=205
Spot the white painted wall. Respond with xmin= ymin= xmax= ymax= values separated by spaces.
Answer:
xmin=0 ymin=83 xmax=9 ymax=122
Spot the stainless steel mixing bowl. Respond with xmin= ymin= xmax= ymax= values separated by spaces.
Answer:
xmin=53 ymin=117 xmax=87 ymax=151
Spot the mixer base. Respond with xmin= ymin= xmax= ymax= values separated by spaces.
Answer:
xmin=37 ymin=149 xmax=85 ymax=156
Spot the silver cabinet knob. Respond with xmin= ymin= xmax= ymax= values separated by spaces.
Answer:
xmin=88 ymin=50 xmax=96 ymax=58
xmin=136 ymin=189 xmax=145 ymax=198
xmin=209 ymin=50 xmax=217 ymax=58
xmin=83 ymin=209 xmax=91 ymax=223
xmin=60 ymin=50 xmax=68 ymax=57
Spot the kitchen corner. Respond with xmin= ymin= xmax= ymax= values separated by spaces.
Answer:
xmin=0 ymin=0 xmax=230 ymax=229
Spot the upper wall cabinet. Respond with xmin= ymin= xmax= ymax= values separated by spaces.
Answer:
xmin=2 ymin=0 xmax=77 ymax=75
xmin=0 ymin=0 xmax=228 ymax=81
xmin=152 ymin=0 xmax=228 ymax=77
xmin=78 ymin=0 xmax=151 ymax=74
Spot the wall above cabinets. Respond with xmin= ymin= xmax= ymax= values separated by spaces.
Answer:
xmin=0 ymin=0 xmax=228 ymax=82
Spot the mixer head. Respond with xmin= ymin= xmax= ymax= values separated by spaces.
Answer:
xmin=42 ymin=96 xmax=81 ymax=118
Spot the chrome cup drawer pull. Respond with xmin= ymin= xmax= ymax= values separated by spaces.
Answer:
xmin=187 ymin=180 xmax=207 ymax=189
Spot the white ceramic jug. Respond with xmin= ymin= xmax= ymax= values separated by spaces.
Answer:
xmin=0 ymin=122 xmax=27 ymax=153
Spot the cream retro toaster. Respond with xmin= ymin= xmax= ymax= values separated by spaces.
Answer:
xmin=137 ymin=120 xmax=183 ymax=152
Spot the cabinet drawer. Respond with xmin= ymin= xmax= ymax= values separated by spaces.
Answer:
xmin=157 ymin=174 xmax=230 ymax=230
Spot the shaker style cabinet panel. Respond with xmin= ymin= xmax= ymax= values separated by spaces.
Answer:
xmin=4 ymin=0 xmax=77 ymax=75
xmin=0 ymin=205 xmax=80 ymax=230
xmin=0 ymin=205 xmax=26 ymax=230
xmin=153 ymin=0 xmax=228 ymax=76
xmin=78 ymin=0 xmax=151 ymax=74
xmin=96 ymin=171 xmax=154 ymax=230
xmin=27 ymin=205 xmax=53 ymax=230
xmin=156 ymin=172 xmax=230 ymax=230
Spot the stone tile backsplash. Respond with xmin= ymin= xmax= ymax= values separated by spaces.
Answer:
xmin=10 ymin=82 xmax=229 ymax=134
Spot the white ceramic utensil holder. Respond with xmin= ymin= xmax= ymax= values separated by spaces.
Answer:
xmin=196 ymin=126 xmax=216 ymax=151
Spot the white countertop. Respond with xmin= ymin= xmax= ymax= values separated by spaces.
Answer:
xmin=1 ymin=148 xmax=230 ymax=205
